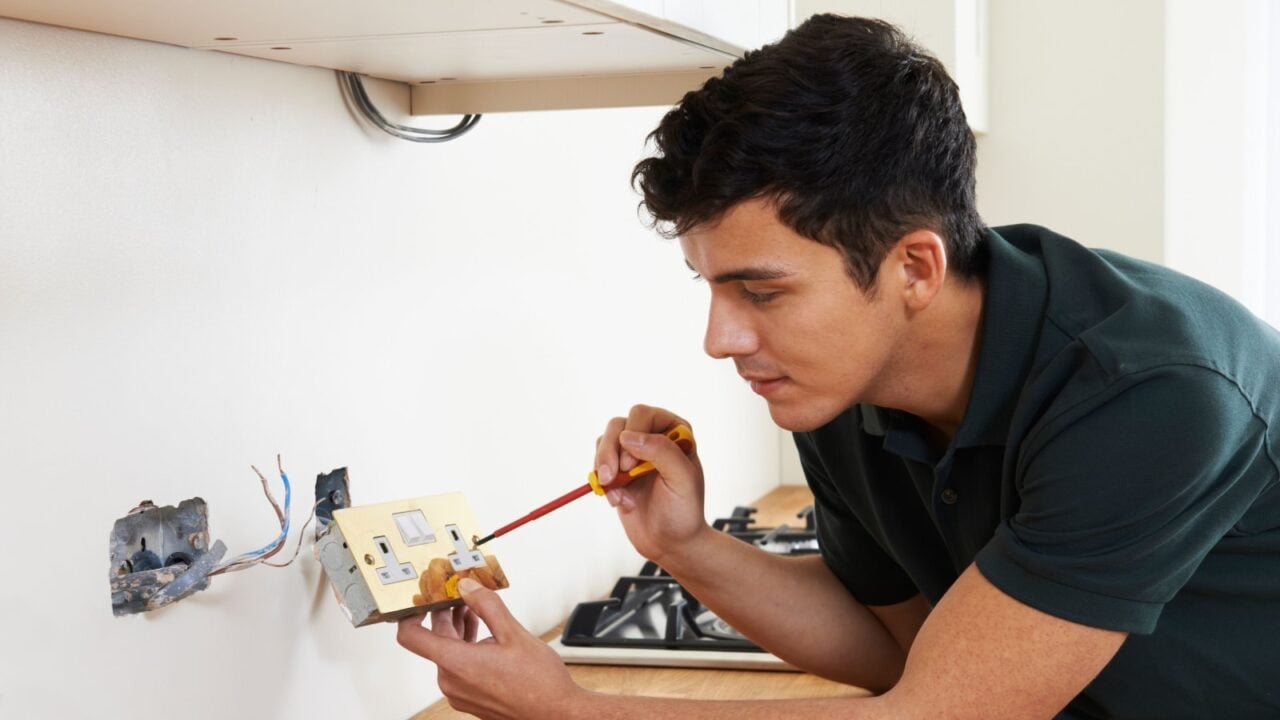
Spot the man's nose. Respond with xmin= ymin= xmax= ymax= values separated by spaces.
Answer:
xmin=703 ymin=297 xmax=757 ymax=359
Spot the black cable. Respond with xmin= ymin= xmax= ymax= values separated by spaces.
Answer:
xmin=338 ymin=71 xmax=480 ymax=143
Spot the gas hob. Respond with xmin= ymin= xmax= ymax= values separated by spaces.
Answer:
xmin=550 ymin=505 xmax=818 ymax=671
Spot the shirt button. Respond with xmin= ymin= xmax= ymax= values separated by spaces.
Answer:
xmin=940 ymin=488 xmax=959 ymax=505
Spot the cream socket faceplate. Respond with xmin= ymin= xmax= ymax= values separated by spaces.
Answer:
xmin=316 ymin=492 xmax=508 ymax=627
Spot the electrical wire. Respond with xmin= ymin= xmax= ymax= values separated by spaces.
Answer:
xmin=210 ymin=455 xmax=300 ymax=576
xmin=262 ymin=498 xmax=322 ymax=568
xmin=338 ymin=70 xmax=480 ymax=143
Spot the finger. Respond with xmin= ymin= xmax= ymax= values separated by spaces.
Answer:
xmin=451 ymin=604 xmax=467 ymax=637
xmin=398 ymin=615 xmax=466 ymax=662
xmin=464 ymin=606 xmax=479 ymax=643
xmin=628 ymin=406 xmax=693 ymax=463
xmin=608 ymin=487 xmax=638 ymax=513
xmin=600 ymin=407 xmax=695 ymax=484
xmin=594 ymin=416 xmax=626 ymax=486
xmin=457 ymin=577 xmax=522 ymax=643
xmin=619 ymin=450 xmax=637 ymax=472
xmin=618 ymin=428 xmax=697 ymax=494
xmin=430 ymin=608 xmax=459 ymax=639
xmin=625 ymin=404 xmax=689 ymax=436
xmin=605 ymin=487 xmax=624 ymax=508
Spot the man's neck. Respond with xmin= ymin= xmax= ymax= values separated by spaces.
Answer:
xmin=873 ymin=276 xmax=987 ymax=441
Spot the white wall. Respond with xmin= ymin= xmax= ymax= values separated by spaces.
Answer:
xmin=976 ymin=0 xmax=1279 ymax=318
xmin=975 ymin=0 xmax=1166 ymax=262
xmin=1164 ymin=0 xmax=1273 ymax=320
xmin=0 ymin=17 xmax=780 ymax=720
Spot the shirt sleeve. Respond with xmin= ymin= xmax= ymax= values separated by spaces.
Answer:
xmin=975 ymin=364 xmax=1276 ymax=634
xmin=795 ymin=429 xmax=921 ymax=606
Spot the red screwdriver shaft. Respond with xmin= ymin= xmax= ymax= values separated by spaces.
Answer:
xmin=472 ymin=482 xmax=598 ymax=547
xmin=471 ymin=424 xmax=694 ymax=548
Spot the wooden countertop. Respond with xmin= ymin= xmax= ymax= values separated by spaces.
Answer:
xmin=412 ymin=485 xmax=870 ymax=719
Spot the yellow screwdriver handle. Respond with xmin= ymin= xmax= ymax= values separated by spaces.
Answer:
xmin=586 ymin=424 xmax=696 ymax=495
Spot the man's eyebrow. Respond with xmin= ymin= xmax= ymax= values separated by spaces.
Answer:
xmin=684 ymin=259 xmax=792 ymax=283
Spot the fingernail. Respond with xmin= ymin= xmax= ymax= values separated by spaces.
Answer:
xmin=605 ymin=489 xmax=620 ymax=507
xmin=619 ymin=431 xmax=643 ymax=448
xmin=458 ymin=577 xmax=482 ymax=594
xmin=598 ymin=464 xmax=614 ymax=485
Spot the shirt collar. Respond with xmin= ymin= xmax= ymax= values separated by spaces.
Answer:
xmin=951 ymin=227 xmax=1048 ymax=448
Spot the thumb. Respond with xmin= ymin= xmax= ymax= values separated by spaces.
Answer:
xmin=457 ymin=577 xmax=520 ymax=642
xmin=618 ymin=430 xmax=697 ymax=491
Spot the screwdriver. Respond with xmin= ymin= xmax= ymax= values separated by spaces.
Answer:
xmin=472 ymin=424 xmax=695 ymax=547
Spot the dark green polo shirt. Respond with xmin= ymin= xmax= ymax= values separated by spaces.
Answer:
xmin=796 ymin=225 xmax=1280 ymax=719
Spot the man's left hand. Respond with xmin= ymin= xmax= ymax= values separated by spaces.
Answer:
xmin=397 ymin=577 xmax=588 ymax=720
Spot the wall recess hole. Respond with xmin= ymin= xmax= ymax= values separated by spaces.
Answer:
xmin=109 ymin=498 xmax=214 ymax=616
xmin=164 ymin=552 xmax=193 ymax=567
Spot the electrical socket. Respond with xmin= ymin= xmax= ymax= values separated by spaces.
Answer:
xmin=444 ymin=523 xmax=485 ymax=571
xmin=372 ymin=534 xmax=417 ymax=585
xmin=317 ymin=491 xmax=508 ymax=627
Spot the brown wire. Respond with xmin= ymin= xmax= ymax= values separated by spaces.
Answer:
xmin=262 ymin=499 xmax=322 ymax=568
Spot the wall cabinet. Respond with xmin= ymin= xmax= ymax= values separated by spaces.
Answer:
xmin=0 ymin=0 xmax=788 ymax=114
xmin=0 ymin=0 xmax=982 ymax=123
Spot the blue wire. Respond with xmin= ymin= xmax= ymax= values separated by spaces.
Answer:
xmin=233 ymin=468 xmax=291 ymax=560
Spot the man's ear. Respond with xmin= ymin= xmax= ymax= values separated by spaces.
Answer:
xmin=892 ymin=230 xmax=948 ymax=311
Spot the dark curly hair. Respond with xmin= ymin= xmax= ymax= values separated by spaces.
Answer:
xmin=632 ymin=14 xmax=986 ymax=288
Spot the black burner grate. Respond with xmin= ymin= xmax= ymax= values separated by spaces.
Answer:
xmin=560 ymin=505 xmax=818 ymax=652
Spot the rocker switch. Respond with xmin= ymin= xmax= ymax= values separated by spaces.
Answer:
xmin=393 ymin=510 xmax=436 ymax=546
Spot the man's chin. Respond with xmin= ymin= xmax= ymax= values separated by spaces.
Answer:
xmin=765 ymin=400 xmax=836 ymax=433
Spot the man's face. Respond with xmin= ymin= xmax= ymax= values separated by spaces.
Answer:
xmin=680 ymin=198 xmax=905 ymax=432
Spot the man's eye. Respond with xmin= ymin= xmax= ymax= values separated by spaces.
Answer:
xmin=739 ymin=286 xmax=779 ymax=304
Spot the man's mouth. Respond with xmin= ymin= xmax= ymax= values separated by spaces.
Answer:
xmin=740 ymin=374 xmax=788 ymax=397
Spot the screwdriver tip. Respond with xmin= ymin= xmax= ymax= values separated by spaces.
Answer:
xmin=472 ymin=533 xmax=494 ymax=548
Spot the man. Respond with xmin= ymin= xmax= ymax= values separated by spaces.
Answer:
xmin=397 ymin=14 xmax=1280 ymax=719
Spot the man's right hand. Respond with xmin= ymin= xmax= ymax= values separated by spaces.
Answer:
xmin=594 ymin=404 xmax=709 ymax=569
